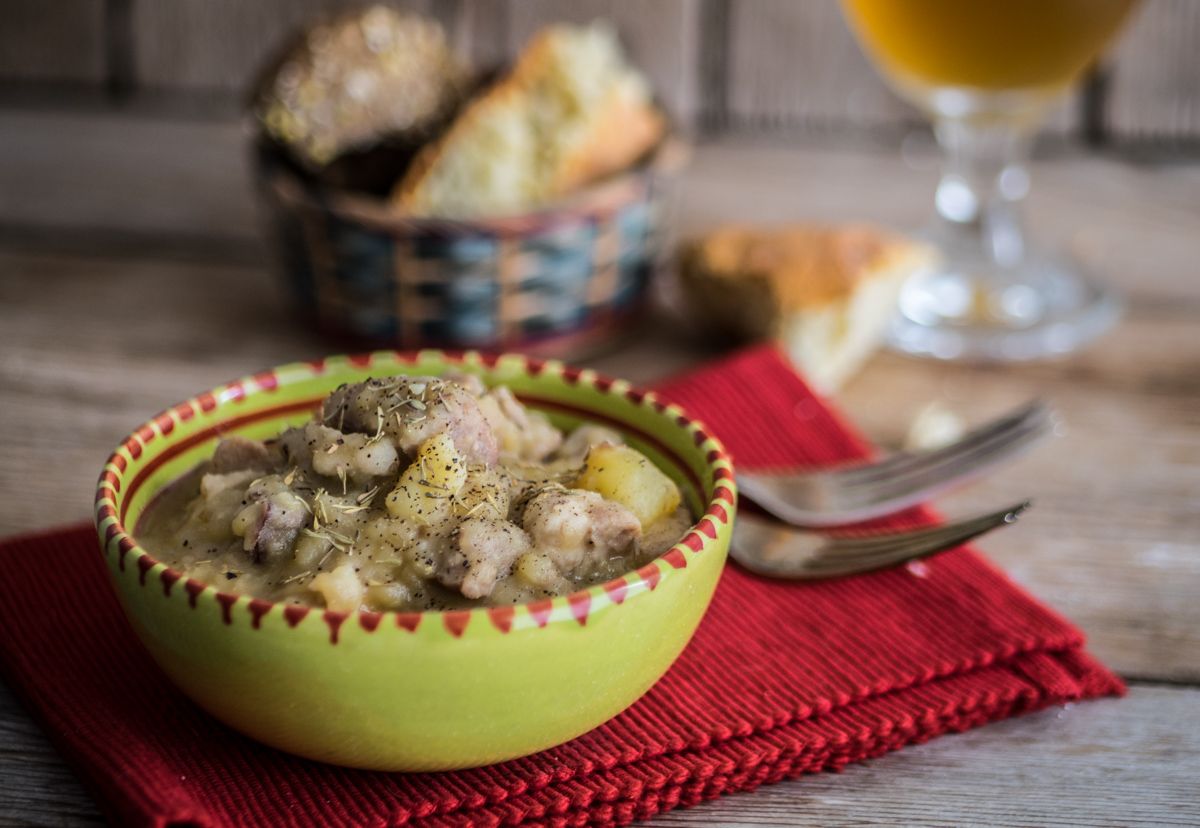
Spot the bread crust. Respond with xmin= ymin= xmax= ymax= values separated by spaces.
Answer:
xmin=684 ymin=225 xmax=923 ymax=308
xmin=391 ymin=77 xmax=529 ymax=212
xmin=552 ymin=91 xmax=666 ymax=197
xmin=680 ymin=224 xmax=934 ymax=343
xmin=392 ymin=24 xmax=664 ymax=215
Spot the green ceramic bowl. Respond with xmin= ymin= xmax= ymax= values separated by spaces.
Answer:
xmin=94 ymin=351 xmax=735 ymax=771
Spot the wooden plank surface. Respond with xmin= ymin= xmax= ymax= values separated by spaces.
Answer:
xmin=133 ymin=0 xmax=433 ymax=92
xmin=0 ymin=110 xmax=255 ymax=246
xmin=725 ymin=0 xmax=915 ymax=132
xmin=654 ymin=685 xmax=1199 ymax=828
xmin=0 ymin=683 xmax=104 ymax=827
xmin=0 ymin=139 xmax=1197 ymax=824
xmin=1110 ymin=0 xmax=1200 ymax=143
xmin=0 ymin=0 xmax=106 ymax=83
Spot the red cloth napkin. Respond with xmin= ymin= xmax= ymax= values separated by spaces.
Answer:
xmin=0 ymin=345 xmax=1121 ymax=828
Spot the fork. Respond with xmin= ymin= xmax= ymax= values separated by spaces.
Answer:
xmin=738 ymin=401 xmax=1053 ymax=528
xmin=730 ymin=500 xmax=1030 ymax=580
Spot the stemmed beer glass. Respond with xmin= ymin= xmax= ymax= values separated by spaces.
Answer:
xmin=840 ymin=0 xmax=1140 ymax=360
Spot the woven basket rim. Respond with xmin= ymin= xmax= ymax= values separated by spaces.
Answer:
xmin=261 ymin=136 xmax=689 ymax=235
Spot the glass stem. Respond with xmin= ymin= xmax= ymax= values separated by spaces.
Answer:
xmin=931 ymin=117 xmax=1035 ymax=273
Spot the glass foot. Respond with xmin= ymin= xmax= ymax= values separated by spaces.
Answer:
xmin=886 ymin=252 xmax=1122 ymax=361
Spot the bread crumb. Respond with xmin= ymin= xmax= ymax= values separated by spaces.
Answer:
xmin=904 ymin=401 xmax=965 ymax=452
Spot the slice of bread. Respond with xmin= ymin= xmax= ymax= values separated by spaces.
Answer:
xmin=393 ymin=22 xmax=665 ymax=217
xmin=680 ymin=225 xmax=935 ymax=392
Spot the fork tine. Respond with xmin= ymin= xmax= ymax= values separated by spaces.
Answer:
xmin=773 ymin=412 xmax=1046 ymax=522
xmin=730 ymin=501 xmax=1031 ymax=580
xmin=804 ymin=501 xmax=1031 ymax=576
xmin=828 ymin=500 xmax=1030 ymax=554
xmin=841 ymin=416 xmax=1050 ymax=506
xmin=832 ymin=401 xmax=1050 ymax=484
xmin=839 ymin=404 xmax=1052 ymax=490
xmin=737 ymin=401 xmax=1053 ymax=528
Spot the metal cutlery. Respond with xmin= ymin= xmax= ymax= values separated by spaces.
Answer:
xmin=737 ymin=401 xmax=1053 ymax=528
xmin=730 ymin=500 xmax=1030 ymax=580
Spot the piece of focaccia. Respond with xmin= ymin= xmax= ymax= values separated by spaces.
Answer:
xmin=681 ymin=225 xmax=936 ymax=392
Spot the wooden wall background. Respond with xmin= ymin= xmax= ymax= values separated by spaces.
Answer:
xmin=0 ymin=0 xmax=1197 ymax=147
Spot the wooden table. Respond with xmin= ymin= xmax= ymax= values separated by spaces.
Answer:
xmin=1 ymin=128 xmax=1197 ymax=826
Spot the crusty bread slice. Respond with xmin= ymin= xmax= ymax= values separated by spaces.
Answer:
xmin=393 ymin=22 xmax=665 ymax=217
xmin=392 ymin=79 xmax=540 ymax=217
xmin=552 ymin=87 xmax=666 ymax=197
xmin=680 ymin=225 xmax=936 ymax=392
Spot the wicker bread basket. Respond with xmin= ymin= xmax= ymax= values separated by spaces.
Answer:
xmin=253 ymin=139 xmax=685 ymax=357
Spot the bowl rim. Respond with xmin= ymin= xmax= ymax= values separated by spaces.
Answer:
xmin=94 ymin=350 xmax=736 ymax=642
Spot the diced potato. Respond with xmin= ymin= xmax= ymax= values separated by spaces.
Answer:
xmin=310 ymin=563 xmax=364 ymax=613
xmin=574 ymin=443 xmax=682 ymax=528
xmin=230 ymin=501 xmax=265 ymax=542
xmin=416 ymin=432 xmax=469 ymax=491
xmin=558 ymin=424 xmax=623 ymax=462
xmin=514 ymin=550 xmax=561 ymax=589
xmin=365 ymin=582 xmax=411 ymax=612
xmin=385 ymin=433 xmax=467 ymax=527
